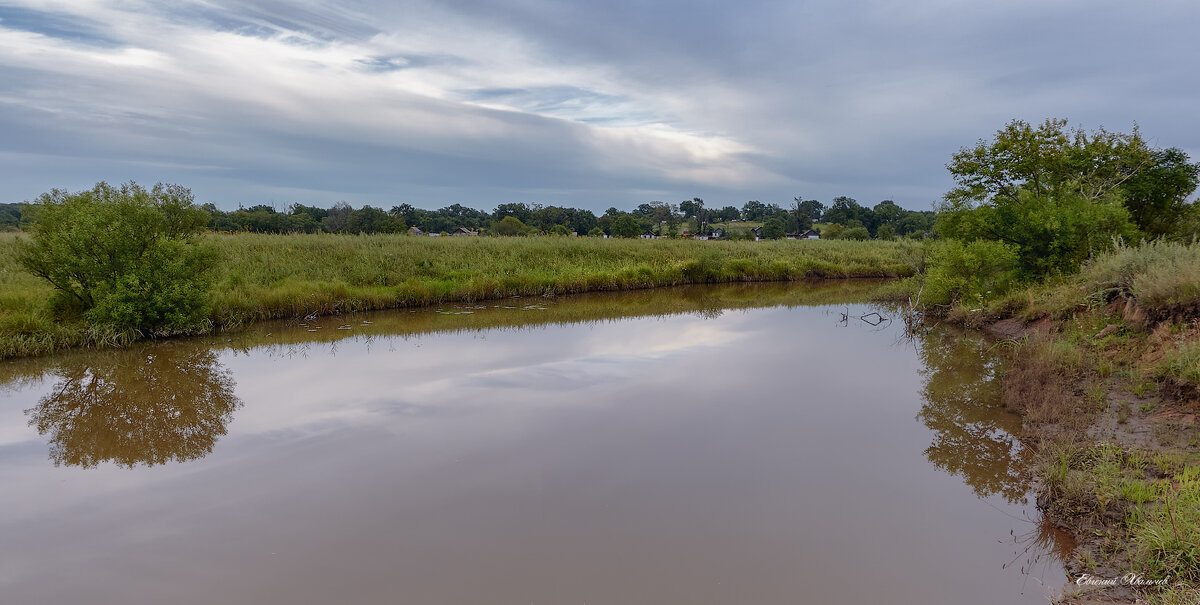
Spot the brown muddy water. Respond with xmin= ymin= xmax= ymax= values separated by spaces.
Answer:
xmin=0 ymin=282 xmax=1069 ymax=604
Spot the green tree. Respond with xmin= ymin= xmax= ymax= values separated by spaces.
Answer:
xmin=939 ymin=187 xmax=1135 ymax=275
xmin=789 ymin=197 xmax=814 ymax=232
xmin=795 ymin=198 xmax=826 ymax=222
xmin=679 ymin=198 xmax=701 ymax=218
xmin=493 ymin=202 xmax=534 ymax=225
xmin=741 ymin=200 xmax=767 ymax=221
xmin=291 ymin=203 xmax=328 ymax=224
xmin=762 ymin=217 xmax=787 ymax=240
xmin=876 ymin=224 xmax=896 ymax=241
xmin=492 ymin=215 xmax=526 ymax=236
xmin=0 ymin=202 xmax=24 ymax=230
xmin=345 ymin=205 xmax=404 ymax=234
xmin=823 ymin=197 xmax=869 ymax=229
xmin=611 ymin=214 xmax=641 ymax=238
xmin=322 ymin=201 xmax=353 ymax=233
xmin=18 ymin=181 xmax=216 ymax=333
xmin=872 ymin=200 xmax=904 ymax=236
xmin=937 ymin=119 xmax=1147 ymax=276
xmin=944 ymin=119 xmax=1151 ymax=210
xmin=1120 ymin=147 xmax=1200 ymax=238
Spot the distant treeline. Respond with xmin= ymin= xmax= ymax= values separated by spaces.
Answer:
xmin=0 ymin=203 xmax=21 ymax=230
xmin=3 ymin=195 xmax=933 ymax=239
xmin=200 ymin=197 xmax=935 ymax=239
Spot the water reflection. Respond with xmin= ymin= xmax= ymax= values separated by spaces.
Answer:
xmin=2 ymin=281 xmax=884 ymax=468
xmin=24 ymin=345 xmax=242 ymax=468
xmin=916 ymin=328 xmax=1032 ymax=503
xmin=0 ymin=282 xmax=1069 ymax=605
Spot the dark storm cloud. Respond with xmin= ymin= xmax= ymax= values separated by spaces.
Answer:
xmin=0 ymin=0 xmax=1197 ymax=211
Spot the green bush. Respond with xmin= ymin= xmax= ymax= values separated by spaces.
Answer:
xmin=842 ymin=226 xmax=870 ymax=241
xmin=762 ymin=217 xmax=787 ymax=240
xmin=822 ymin=223 xmax=847 ymax=239
xmin=923 ymin=239 xmax=1020 ymax=306
xmin=17 ymin=181 xmax=215 ymax=334
xmin=491 ymin=215 xmax=526 ymax=236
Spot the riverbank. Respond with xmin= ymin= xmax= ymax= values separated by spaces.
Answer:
xmin=0 ymin=232 xmax=921 ymax=360
xmin=947 ymin=242 xmax=1200 ymax=604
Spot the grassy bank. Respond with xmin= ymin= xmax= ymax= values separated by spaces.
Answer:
xmin=0 ymin=280 xmax=885 ymax=388
xmin=0 ymin=232 xmax=921 ymax=359
xmin=948 ymin=241 xmax=1200 ymax=603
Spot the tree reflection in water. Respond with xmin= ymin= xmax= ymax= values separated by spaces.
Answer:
xmin=24 ymin=345 xmax=242 ymax=468
xmin=916 ymin=329 xmax=1033 ymax=504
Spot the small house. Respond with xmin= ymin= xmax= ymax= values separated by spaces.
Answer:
xmin=640 ymin=230 xmax=657 ymax=240
xmin=785 ymin=229 xmax=820 ymax=240
xmin=450 ymin=227 xmax=478 ymax=236
xmin=408 ymin=226 xmax=424 ymax=236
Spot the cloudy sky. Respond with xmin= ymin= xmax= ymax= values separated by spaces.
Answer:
xmin=1 ymin=0 xmax=1197 ymax=212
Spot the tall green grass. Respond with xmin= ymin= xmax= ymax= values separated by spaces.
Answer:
xmin=983 ymin=239 xmax=1200 ymax=321
xmin=1041 ymin=442 xmax=1200 ymax=585
xmin=1080 ymin=240 xmax=1200 ymax=309
xmin=0 ymin=232 xmax=919 ymax=359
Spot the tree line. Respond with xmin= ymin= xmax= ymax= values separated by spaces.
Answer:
xmin=4 ymin=193 xmax=936 ymax=239
xmin=196 ymin=196 xmax=934 ymax=239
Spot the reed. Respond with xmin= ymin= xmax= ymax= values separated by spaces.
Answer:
xmin=0 ymin=232 xmax=918 ymax=358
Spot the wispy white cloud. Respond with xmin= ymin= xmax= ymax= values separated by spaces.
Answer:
xmin=0 ymin=0 xmax=1197 ymax=208
xmin=0 ymin=0 xmax=776 ymax=205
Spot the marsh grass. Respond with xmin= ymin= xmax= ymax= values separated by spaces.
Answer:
xmin=1081 ymin=240 xmax=1200 ymax=310
xmin=1040 ymin=441 xmax=1200 ymax=586
xmin=1157 ymin=342 xmax=1200 ymax=388
xmin=0 ymin=232 xmax=917 ymax=358
xmin=953 ymin=240 xmax=1200 ymax=596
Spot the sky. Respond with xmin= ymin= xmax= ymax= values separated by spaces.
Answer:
xmin=1 ymin=0 xmax=1197 ymax=213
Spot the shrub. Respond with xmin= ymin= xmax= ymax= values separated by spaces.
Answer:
xmin=923 ymin=239 xmax=1020 ymax=306
xmin=762 ymin=217 xmax=787 ymax=239
xmin=1081 ymin=240 xmax=1200 ymax=310
xmin=822 ymin=223 xmax=847 ymax=239
xmin=17 ymin=181 xmax=216 ymax=334
xmin=842 ymin=226 xmax=870 ymax=241
xmin=492 ymin=215 xmax=526 ymax=236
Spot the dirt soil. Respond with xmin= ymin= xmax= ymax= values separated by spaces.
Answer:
xmin=980 ymin=315 xmax=1200 ymax=604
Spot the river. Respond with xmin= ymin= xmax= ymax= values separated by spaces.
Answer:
xmin=0 ymin=282 xmax=1069 ymax=604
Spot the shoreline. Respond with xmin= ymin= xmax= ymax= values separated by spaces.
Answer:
xmin=960 ymin=308 xmax=1200 ymax=605
xmin=0 ymin=233 xmax=919 ymax=361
